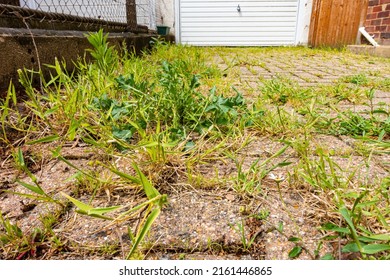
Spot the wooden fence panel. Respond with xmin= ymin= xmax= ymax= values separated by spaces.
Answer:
xmin=309 ymin=0 xmax=368 ymax=47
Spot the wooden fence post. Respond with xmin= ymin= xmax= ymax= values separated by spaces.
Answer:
xmin=126 ymin=0 xmax=137 ymax=31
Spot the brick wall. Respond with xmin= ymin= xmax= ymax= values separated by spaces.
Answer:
xmin=365 ymin=0 xmax=390 ymax=45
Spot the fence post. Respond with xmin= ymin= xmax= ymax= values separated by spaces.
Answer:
xmin=126 ymin=0 xmax=137 ymax=30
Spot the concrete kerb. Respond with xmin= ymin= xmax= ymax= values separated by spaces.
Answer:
xmin=347 ymin=45 xmax=390 ymax=58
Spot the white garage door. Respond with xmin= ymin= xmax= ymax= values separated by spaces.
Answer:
xmin=178 ymin=0 xmax=300 ymax=46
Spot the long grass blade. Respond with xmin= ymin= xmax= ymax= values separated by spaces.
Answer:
xmin=126 ymin=207 xmax=161 ymax=259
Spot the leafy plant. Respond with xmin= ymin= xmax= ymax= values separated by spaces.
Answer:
xmin=260 ymin=76 xmax=312 ymax=106
xmin=11 ymin=148 xmax=64 ymax=207
xmin=109 ymin=163 xmax=168 ymax=259
xmin=232 ymin=219 xmax=259 ymax=252
xmin=86 ymin=29 xmax=119 ymax=75
xmin=321 ymin=191 xmax=390 ymax=259
xmin=0 ymin=212 xmax=57 ymax=259
xmin=288 ymin=237 xmax=303 ymax=259
xmin=329 ymin=111 xmax=389 ymax=137
xmin=342 ymin=73 xmax=369 ymax=86
xmin=227 ymin=145 xmax=291 ymax=194
xmin=295 ymin=147 xmax=357 ymax=190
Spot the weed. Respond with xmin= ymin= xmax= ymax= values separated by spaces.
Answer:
xmin=11 ymin=148 xmax=64 ymax=207
xmin=295 ymin=149 xmax=356 ymax=190
xmin=259 ymin=76 xmax=312 ymax=106
xmin=2 ymin=32 xmax=389 ymax=261
xmin=321 ymin=192 xmax=390 ymax=259
xmin=86 ymin=29 xmax=119 ymax=75
xmin=329 ymin=111 xmax=389 ymax=137
xmin=0 ymin=212 xmax=63 ymax=259
xmin=232 ymin=219 xmax=259 ymax=252
xmin=343 ymin=73 xmax=369 ymax=86
xmin=226 ymin=145 xmax=291 ymax=194
xmin=287 ymin=237 xmax=303 ymax=259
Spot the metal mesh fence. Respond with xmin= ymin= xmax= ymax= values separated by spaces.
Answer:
xmin=136 ymin=0 xmax=156 ymax=30
xmin=18 ymin=0 xmax=128 ymax=23
xmin=0 ymin=0 xmax=156 ymax=32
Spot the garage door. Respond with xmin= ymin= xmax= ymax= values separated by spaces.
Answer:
xmin=178 ymin=0 xmax=300 ymax=46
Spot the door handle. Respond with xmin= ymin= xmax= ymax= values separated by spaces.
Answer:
xmin=237 ymin=5 xmax=241 ymax=12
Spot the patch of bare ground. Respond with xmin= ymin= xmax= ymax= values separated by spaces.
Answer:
xmin=0 ymin=137 xmax=349 ymax=260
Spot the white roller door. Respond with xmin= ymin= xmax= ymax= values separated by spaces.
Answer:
xmin=177 ymin=0 xmax=300 ymax=46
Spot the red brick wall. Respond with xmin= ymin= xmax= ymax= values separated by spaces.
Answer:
xmin=365 ymin=0 xmax=390 ymax=45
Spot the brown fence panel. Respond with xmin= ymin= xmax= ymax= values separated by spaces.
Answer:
xmin=309 ymin=0 xmax=369 ymax=47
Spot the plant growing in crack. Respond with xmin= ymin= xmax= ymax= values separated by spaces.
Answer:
xmin=231 ymin=219 xmax=260 ymax=252
xmin=269 ymin=173 xmax=305 ymax=259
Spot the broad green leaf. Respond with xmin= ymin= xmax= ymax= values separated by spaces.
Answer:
xmin=320 ymin=253 xmax=335 ymax=260
xmin=86 ymin=213 xmax=114 ymax=220
xmin=184 ymin=141 xmax=195 ymax=151
xmin=115 ymin=195 xmax=165 ymax=220
xmin=321 ymin=222 xmax=351 ymax=234
xmin=8 ymin=191 xmax=52 ymax=203
xmin=339 ymin=206 xmax=359 ymax=242
xmin=16 ymin=180 xmax=45 ymax=196
xmin=132 ymin=163 xmax=160 ymax=199
xmin=276 ymin=161 xmax=293 ymax=167
xmin=361 ymin=244 xmax=390 ymax=254
xmin=127 ymin=207 xmax=161 ymax=259
xmin=288 ymin=246 xmax=302 ymax=258
xmin=109 ymin=168 xmax=140 ymax=185
xmin=277 ymin=221 xmax=284 ymax=233
xmin=355 ymin=200 xmax=380 ymax=209
xmin=17 ymin=148 xmax=25 ymax=168
xmin=61 ymin=192 xmax=93 ymax=213
xmin=88 ymin=206 xmax=122 ymax=216
xmin=112 ymin=127 xmax=134 ymax=141
xmin=67 ymin=119 xmax=80 ymax=141
xmin=288 ymin=237 xmax=301 ymax=242
xmin=140 ymin=141 xmax=159 ymax=148
xmin=342 ymin=242 xmax=360 ymax=253
xmin=367 ymin=234 xmax=390 ymax=241
xmin=27 ymin=134 xmax=60 ymax=145
xmin=359 ymin=236 xmax=377 ymax=243
xmin=359 ymin=234 xmax=390 ymax=242
xmin=61 ymin=192 xmax=118 ymax=220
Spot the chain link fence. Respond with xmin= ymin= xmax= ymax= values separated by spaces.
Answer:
xmin=0 ymin=0 xmax=157 ymax=32
xmin=136 ymin=0 xmax=156 ymax=30
xmin=18 ymin=0 xmax=128 ymax=23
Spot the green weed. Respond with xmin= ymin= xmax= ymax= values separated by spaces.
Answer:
xmin=0 ymin=212 xmax=63 ymax=259
xmin=321 ymin=189 xmax=390 ymax=259
xmin=2 ymin=31 xmax=389 ymax=260
xmin=232 ymin=219 xmax=259 ymax=252
xmin=329 ymin=111 xmax=389 ymax=137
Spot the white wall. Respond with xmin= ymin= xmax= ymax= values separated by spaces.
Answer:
xmin=157 ymin=0 xmax=175 ymax=33
xmin=295 ymin=0 xmax=313 ymax=45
